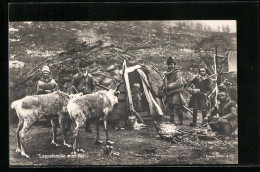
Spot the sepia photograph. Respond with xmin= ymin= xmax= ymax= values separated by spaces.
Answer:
xmin=9 ymin=20 xmax=238 ymax=166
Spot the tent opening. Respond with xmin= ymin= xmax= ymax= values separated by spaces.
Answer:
xmin=128 ymin=70 xmax=149 ymax=113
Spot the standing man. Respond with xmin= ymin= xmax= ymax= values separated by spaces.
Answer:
xmin=71 ymin=61 xmax=96 ymax=132
xmin=187 ymin=62 xmax=214 ymax=127
xmin=164 ymin=57 xmax=186 ymax=125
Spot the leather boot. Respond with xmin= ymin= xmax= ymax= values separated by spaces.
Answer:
xmin=85 ymin=119 xmax=92 ymax=133
xmin=177 ymin=108 xmax=183 ymax=126
xmin=170 ymin=114 xmax=175 ymax=124
xmin=65 ymin=118 xmax=71 ymax=132
xmin=169 ymin=109 xmax=175 ymax=124
xmin=201 ymin=111 xmax=207 ymax=126
xmin=157 ymin=115 xmax=163 ymax=124
xmin=168 ymin=105 xmax=175 ymax=124
xmin=190 ymin=109 xmax=198 ymax=127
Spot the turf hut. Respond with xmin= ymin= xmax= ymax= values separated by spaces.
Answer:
xmin=117 ymin=60 xmax=164 ymax=122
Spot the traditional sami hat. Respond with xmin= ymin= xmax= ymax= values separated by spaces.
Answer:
xmin=198 ymin=61 xmax=208 ymax=69
xmin=218 ymin=84 xmax=227 ymax=92
xmin=217 ymin=92 xmax=227 ymax=99
xmin=78 ymin=61 xmax=88 ymax=68
xmin=167 ymin=56 xmax=176 ymax=65
xmin=42 ymin=65 xmax=50 ymax=73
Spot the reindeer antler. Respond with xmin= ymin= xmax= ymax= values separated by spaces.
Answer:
xmin=116 ymin=81 xmax=124 ymax=91
xmin=96 ymin=83 xmax=109 ymax=91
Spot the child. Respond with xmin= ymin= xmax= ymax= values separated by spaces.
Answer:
xmin=187 ymin=62 xmax=214 ymax=127
xmin=132 ymin=83 xmax=142 ymax=112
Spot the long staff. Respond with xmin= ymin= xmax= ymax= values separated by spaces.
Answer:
xmin=213 ymin=46 xmax=218 ymax=107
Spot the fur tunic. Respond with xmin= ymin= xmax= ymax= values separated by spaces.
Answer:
xmin=209 ymin=98 xmax=238 ymax=135
xmin=188 ymin=75 xmax=213 ymax=110
xmin=71 ymin=73 xmax=95 ymax=95
xmin=37 ymin=75 xmax=58 ymax=95
xmin=164 ymin=68 xmax=186 ymax=106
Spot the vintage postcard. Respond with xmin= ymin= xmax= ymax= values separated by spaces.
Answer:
xmin=9 ymin=20 xmax=238 ymax=165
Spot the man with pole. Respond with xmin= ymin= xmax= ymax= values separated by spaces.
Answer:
xmin=163 ymin=57 xmax=186 ymax=125
xmin=70 ymin=61 xmax=96 ymax=132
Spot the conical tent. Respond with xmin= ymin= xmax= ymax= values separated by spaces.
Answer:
xmin=121 ymin=60 xmax=164 ymax=119
xmin=227 ymin=51 xmax=237 ymax=72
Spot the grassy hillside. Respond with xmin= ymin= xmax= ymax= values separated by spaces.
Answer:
xmin=9 ymin=21 xmax=236 ymax=122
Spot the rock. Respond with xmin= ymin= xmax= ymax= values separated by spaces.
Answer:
xmin=107 ymin=65 xmax=116 ymax=71
xmin=102 ymin=78 xmax=113 ymax=85
xmin=9 ymin=60 xmax=25 ymax=69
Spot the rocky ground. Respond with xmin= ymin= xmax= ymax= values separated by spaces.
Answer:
xmin=10 ymin=118 xmax=238 ymax=166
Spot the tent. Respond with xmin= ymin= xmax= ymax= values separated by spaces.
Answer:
xmin=109 ymin=60 xmax=164 ymax=124
xmin=121 ymin=60 xmax=164 ymax=120
xmin=227 ymin=51 xmax=237 ymax=73
xmin=217 ymin=51 xmax=237 ymax=73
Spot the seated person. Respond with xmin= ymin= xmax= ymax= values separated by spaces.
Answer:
xmin=204 ymin=86 xmax=238 ymax=139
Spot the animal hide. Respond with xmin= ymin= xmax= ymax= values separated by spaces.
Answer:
xmin=142 ymin=64 xmax=164 ymax=97
xmin=12 ymin=91 xmax=70 ymax=119
xmin=68 ymin=89 xmax=118 ymax=120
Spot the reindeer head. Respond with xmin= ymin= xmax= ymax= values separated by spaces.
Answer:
xmin=69 ymin=92 xmax=83 ymax=99
xmin=60 ymin=91 xmax=84 ymax=112
xmin=105 ymin=82 xmax=123 ymax=106
xmin=55 ymin=90 xmax=70 ymax=100
xmin=113 ymin=81 xmax=123 ymax=97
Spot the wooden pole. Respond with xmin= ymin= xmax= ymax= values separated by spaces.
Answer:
xmin=215 ymin=45 xmax=218 ymax=72
xmin=122 ymin=60 xmax=134 ymax=111
xmin=122 ymin=60 xmax=145 ymax=123
xmin=96 ymin=83 xmax=109 ymax=91
xmin=213 ymin=46 xmax=218 ymax=107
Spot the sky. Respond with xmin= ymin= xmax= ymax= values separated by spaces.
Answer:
xmin=191 ymin=20 xmax=236 ymax=33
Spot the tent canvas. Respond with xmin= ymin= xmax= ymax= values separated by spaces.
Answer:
xmin=122 ymin=60 xmax=164 ymax=119
xmin=227 ymin=51 xmax=237 ymax=72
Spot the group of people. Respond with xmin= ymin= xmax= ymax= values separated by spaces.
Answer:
xmin=36 ymin=57 xmax=237 ymax=139
xmin=37 ymin=61 xmax=96 ymax=133
xmin=163 ymin=56 xmax=237 ymax=139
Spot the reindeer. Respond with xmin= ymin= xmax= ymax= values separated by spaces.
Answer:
xmin=67 ymin=82 xmax=122 ymax=154
xmin=11 ymin=90 xmax=82 ymax=158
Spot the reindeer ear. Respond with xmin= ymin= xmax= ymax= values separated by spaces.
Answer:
xmin=115 ymin=81 xmax=123 ymax=91
xmin=114 ymin=91 xmax=120 ymax=97
xmin=65 ymin=94 xmax=70 ymax=99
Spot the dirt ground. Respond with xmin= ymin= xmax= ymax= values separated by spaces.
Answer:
xmin=9 ymin=117 xmax=238 ymax=166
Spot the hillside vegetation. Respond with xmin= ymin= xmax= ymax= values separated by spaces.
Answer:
xmin=9 ymin=21 xmax=236 ymax=122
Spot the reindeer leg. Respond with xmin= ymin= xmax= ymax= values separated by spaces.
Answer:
xmin=72 ymin=118 xmax=85 ymax=154
xmin=51 ymin=119 xmax=60 ymax=147
xmin=95 ymin=120 xmax=103 ymax=144
xmin=103 ymin=117 xmax=114 ymax=145
xmin=59 ymin=114 xmax=71 ymax=147
xmin=77 ymin=118 xmax=85 ymax=153
xmin=16 ymin=119 xmax=24 ymax=153
xmin=72 ymin=123 xmax=79 ymax=154
xmin=19 ymin=119 xmax=34 ymax=158
xmin=77 ymin=132 xmax=85 ymax=154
